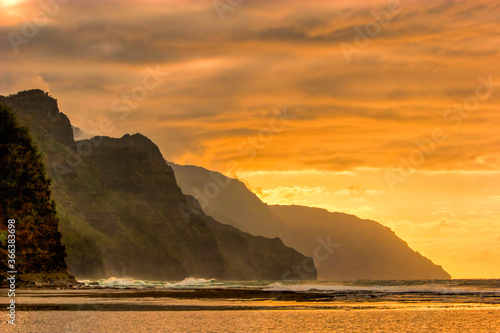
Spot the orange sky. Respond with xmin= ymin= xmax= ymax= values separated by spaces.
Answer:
xmin=1 ymin=0 xmax=499 ymax=278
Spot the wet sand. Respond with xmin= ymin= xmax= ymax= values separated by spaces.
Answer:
xmin=2 ymin=288 xmax=500 ymax=332
xmin=4 ymin=309 xmax=500 ymax=333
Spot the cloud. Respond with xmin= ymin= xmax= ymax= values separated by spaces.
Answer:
xmin=334 ymin=185 xmax=382 ymax=197
xmin=2 ymin=0 xmax=500 ymax=277
xmin=258 ymin=186 xmax=325 ymax=204
xmin=1 ymin=0 xmax=499 ymax=172
xmin=2 ymin=73 xmax=50 ymax=94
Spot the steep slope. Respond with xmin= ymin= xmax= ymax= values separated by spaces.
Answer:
xmin=169 ymin=163 xmax=288 ymax=237
xmin=270 ymin=205 xmax=450 ymax=280
xmin=0 ymin=90 xmax=316 ymax=281
xmin=185 ymin=195 xmax=314 ymax=280
xmin=0 ymin=105 xmax=74 ymax=286
xmin=170 ymin=163 xmax=451 ymax=280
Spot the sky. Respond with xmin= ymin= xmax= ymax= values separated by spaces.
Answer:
xmin=1 ymin=0 xmax=499 ymax=278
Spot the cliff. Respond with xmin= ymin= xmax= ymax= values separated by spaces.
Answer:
xmin=0 ymin=90 xmax=316 ymax=281
xmin=0 ymin=104 xmax=75 ymax=287
xmin=170 ymin=163 xmax=451 ymax=280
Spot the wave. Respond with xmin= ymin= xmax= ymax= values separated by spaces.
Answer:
xmin=263 ymin=282 xmax=500 ymax=295
xmin=166 ymin=277 xmax=217 ymax=288
xmin=78 ymin=277 xmax=219 ymax=288
xmin=76 ymin=278 xmax=500 ymax=295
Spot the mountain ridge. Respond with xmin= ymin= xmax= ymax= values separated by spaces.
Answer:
xmin=0 ymin=89 xmax=316 ymax=281
xmin=170 ymin=163 xmax=452 ymax=280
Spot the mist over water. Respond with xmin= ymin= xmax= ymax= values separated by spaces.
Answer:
xmin=84 ymin=277 xmax=500 ymax=296
xmin=8 ymin=279 xmax=499 ymax=332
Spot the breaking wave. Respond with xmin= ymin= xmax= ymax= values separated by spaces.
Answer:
xmin=77 ymin=278 xmax=500 ymax=295
xmin=263 ymin=281 xmax=500 ymax=295
xmin=79 ymin=277 xmax=219 ymax=289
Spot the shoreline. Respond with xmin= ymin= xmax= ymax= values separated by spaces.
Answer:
xmin=3 ymin=288 xmax=500 ymax=332
xmin=2 ymin=287 xmax=499 ymax=312
xmin=3 ymin=307 xmax=500 ymax=333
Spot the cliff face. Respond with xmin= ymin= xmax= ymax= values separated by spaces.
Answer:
xmin=0 ymin=90 xmax=316 ymax=281
xmin=0 ymin=104 xmax=74 ymax=286
xmin=270 ymin=205 xmax=451 ymax=280
xmin=0 ymin=90 xmax=74 ymax=147
xmin=168 ymin=164 xmax=288 ymax=237
xmin=170 ymin=163 xmax=451 ymax=280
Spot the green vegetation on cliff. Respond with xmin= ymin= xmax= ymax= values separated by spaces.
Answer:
xmin=0 ymin=105 xmax=73 ymax=286
xmin=0 ymin=90 xmax=315 ymax=281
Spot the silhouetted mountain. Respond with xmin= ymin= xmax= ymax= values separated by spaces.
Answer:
xmin=168 ymin=164 xmax=288 ymax=237
xmin=72 ymin=125 xmax=93 ymax=140
xmin=0 ymin=90 xmax=315 ymax=281
xmin=170 ymin=163 xmax=451 ymax=280
xmin=0 ymin=104 xmax=75 ymax=286
xmin=270 ymin=205 xmax=451 ymax=280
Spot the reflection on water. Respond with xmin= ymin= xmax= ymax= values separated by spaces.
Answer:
xmin=7 ymin=309 xmax=500 ymax=333
xmin=4 ymin=279 xmax=500 ymax=333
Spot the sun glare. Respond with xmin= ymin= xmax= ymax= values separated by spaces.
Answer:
xmin=1 ymin=0 xmax=23 ymax=7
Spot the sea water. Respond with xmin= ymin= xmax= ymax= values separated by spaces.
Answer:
xmin=3 ymin=278 xmax=500 ymax=333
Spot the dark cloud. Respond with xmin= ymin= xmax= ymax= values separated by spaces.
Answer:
xmin=1 ymin=0 xmax=499 ymax=172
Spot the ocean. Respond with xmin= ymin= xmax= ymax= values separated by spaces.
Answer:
xmin=3 ymin=278 xmax=500 ymax=332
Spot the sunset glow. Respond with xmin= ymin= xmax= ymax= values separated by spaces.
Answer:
xmin=1 ymin=0 xmax=499 ymax=278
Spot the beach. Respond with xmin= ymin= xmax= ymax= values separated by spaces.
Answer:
xmin=2 ymin=279 xmax=500 ymax=332
xmin=5 ymin=308 xmax=500 ymax=333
